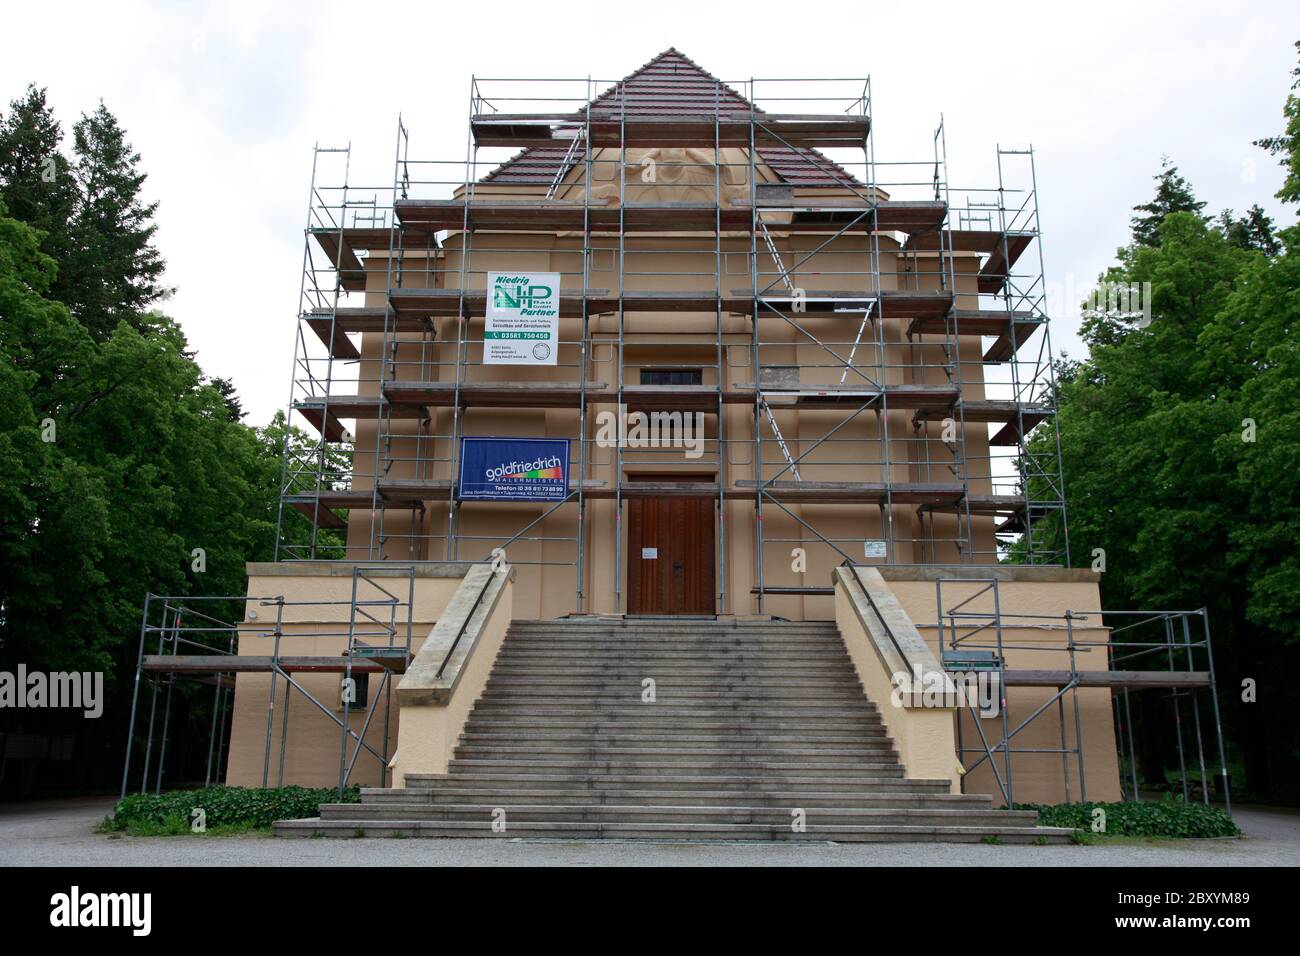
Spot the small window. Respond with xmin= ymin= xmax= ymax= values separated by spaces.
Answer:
xmin=641 ymin=368 xmax=703 ymax=386
xmin=340 ymin=672 xmax=370 ymax=709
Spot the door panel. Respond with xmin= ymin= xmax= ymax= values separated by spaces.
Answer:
xmin=627 ymin=487 xmax=714 ymax=615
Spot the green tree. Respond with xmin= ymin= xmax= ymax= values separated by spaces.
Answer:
xmin=64 ymin=102 xmax=169 ymax=340
xmin=1218 ymin=204 xmax=1282 ymax=255
xmin=0 ymin=197 xmax=283 ymax=796
xmin=0 ymin=84 xmax=78 ymax=300
xmin=1020 ymin=211 xmax=1298 ymax=798
xmin=1130 ymin=156 xmax=1209 ymax=247
xmin=1255 ymin=40 xmax=1300 ymax=205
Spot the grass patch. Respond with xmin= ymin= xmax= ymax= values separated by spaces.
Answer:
xmin=102 ymin=785 xmax=360 ymax=836
xmin=1013 ymin=798 xmax=1239 ymax=839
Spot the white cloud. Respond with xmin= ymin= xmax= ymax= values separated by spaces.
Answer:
xmin=3 ymin=0 xmax=1295 ymax=421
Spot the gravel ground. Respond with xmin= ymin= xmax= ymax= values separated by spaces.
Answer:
xmin=0 ymin=797 xmax=1296 ymax=866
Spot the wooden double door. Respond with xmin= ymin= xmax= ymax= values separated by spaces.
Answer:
xmin=626 ymin=476 xmax=715 ymax=615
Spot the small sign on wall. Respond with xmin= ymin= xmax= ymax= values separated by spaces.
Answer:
xmin=864 ymin=539 xmax=887 ymax=559
xmin=484 ymin=271 xmax=559 ymax=366
xmin=458 ymin=437 xmax=570 ymax=501
xmin=641 ymin=548 xmax=658 ymax=560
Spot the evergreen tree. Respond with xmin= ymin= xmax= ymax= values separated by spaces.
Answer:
xmin=64 ymin=102 xmax=169 ymax=340
xmin=0 ymin=84 xmax=78 ymax=296
xmin=1255 ymin=40 xmax=1300 ymax=206
xmin=1130 ymin=156 xmax=1209 ymax=247
xmin=1218 ymin=204 xmax=1282 ymax=255
xmin=209 ymin=375 xmax=246 ymax=422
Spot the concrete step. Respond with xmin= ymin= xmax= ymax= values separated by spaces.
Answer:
xmin=467 ymin=697 xmax=883 ymax=712
xmin=475 ymin=687 xmax=871 ymax=703
xmin=505 ymin=635 xmax=845 ymax=643
xmin=452 ymin=745 xmax=897 ymax=764
xmin=501 ymin=636 xmax=847 ymax=647
xmin=407 ymin=771 xmax=936 ymax=790
xmin=317 ymin=802 xmax=1044 ymax=829
xmin=483 ymin=671 xmax=868 ymax=686
xmin=457 ymin=730 xmax=891 ymax=746
xmin=461 ymin=716 xmax=885 ymax=734
xmin=486 ymin=665 xmax=852 ymax=681
xmin=447 ymin=760 xmax=906 ymax=778
xmin=492 ymin=651 xmax=852 ymax=665
xmin=274 ymin=817 xmax=1076 ymax=843
xmin=360 ymin=786 xmax=994 ymax=810
xmin=509 ymin=622 xmax=839 ymax=632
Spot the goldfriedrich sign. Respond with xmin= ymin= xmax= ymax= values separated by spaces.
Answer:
xmin=458 ymin=437 xmax=570 ymax=501
xmin=484 ymin=271 xmax=559 ymax=366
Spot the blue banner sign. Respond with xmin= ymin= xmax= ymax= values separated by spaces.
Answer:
xmin=458 ymin=437 xmax=570 ymax=501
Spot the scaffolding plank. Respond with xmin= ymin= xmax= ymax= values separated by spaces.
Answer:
xmin=142 ymin=655 xmax=390 ymax=674
xmin=907 ymin=309 xmax=1040 ymax=339
xmin=308 ymin=228 xmax=389 ymax=292
xmin=738 ymin=383 xmax=959 ymax=411
xmin=955 ymin=493 xmax=1025 ymax=515
xmin=389 ymin=287 xmax=602 ymax=317
xmin=1003 ymin=670 xmax=1211 ymax=689
xmin=750 ymin=292 xmax=878 ymax=314
xmin=471 ymin=113 xmax=871 ymax=150
xmin=304 ymin=314 xmax=361 ymax=360
xmin=977 ymin=233 xmax=1034 ymax=293
xmin=735 ymin=199 xmax=947 ymax=234
xmin=911 ymin=400 xmax=1052 ymax=445
xmin=287 ymin=498 xmax=349 ymax=529
xmin=396 ymin=199 xmax=763 ymax=233
xmin=384 ymin=380 xmax=603 ymax=408
xmin=351 ymin=646 xmax=412 ymax=673
xmin=307 ymin=307 xmax=432 ymax=336
xmin=746 ymin=289 xmax=952 ymax=318
xmin=593 ymin=481 xmax=721 ymax=500
xmin=602 ymin=384 xmax=723 ymax=412
xmin=899 ymin=226 xmax=1019 ymax=252
xmin=736 ymin=479 xmax=964 ymax=505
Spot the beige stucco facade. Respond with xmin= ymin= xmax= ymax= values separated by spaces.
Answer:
xmin=237 ymin=139 xmax=1119 ymax=806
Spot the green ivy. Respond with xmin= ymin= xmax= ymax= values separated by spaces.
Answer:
xmin=108 ymin=786 xmax=359 ymax=830
xmin=1012 ymin=799 xmax=1239 ymax=838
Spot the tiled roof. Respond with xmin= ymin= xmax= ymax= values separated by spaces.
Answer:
xmin=481 ymin=48 xmax=859 ymax=188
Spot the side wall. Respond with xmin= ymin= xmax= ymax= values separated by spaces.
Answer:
xmin=878 ymin=567 xmax=1121 ymax=805
xmin=223 ymin=563 xmax=467 ymax=788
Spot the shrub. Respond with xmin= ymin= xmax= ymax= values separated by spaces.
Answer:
xmin=107 ymin=785 xmax=360 ymax=831
xmin=1012 ymin=798 xmax=1239 ymax=839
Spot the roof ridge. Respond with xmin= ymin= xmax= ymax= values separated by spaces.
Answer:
xmin=589 ymin=48 xmax=757 ymax=113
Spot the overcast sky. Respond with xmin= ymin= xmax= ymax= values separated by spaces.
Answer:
xmin=3 ymin=0 xmax=1296 ymax=424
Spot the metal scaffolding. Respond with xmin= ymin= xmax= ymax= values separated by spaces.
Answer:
xmin=932 ymin=576 xmax=1231 ymax=813
xmin=273 ymin=51 xmax=1071 ymax=614
xmin=120 ymin=566 xmax=417 ymax=800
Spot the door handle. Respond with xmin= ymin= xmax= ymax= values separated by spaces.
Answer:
xmin=673 ymin=560 xmax=682 ymax=576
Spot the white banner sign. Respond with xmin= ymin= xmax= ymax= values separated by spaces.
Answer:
xmin=484 ymin=271 xmax=559 ymax=366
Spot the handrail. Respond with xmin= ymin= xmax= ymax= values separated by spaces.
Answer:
xmin=435 ymin=567 xmax=498 ymax=679
xmin=839 ymin=561 xmax=912 ymax=669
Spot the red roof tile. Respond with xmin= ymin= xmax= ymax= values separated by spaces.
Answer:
xmin=482 ymin=49 xmax=859 ymax=189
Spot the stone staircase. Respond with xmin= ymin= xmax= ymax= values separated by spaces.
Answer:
xmin=275 ymin=619 xmax=1073 ymax=842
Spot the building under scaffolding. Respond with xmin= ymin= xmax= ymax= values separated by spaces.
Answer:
xmin=277 ymin=49 xmax=1068 ymax=621
xmin=120 ymin=51 xmax=1229 ymax=815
